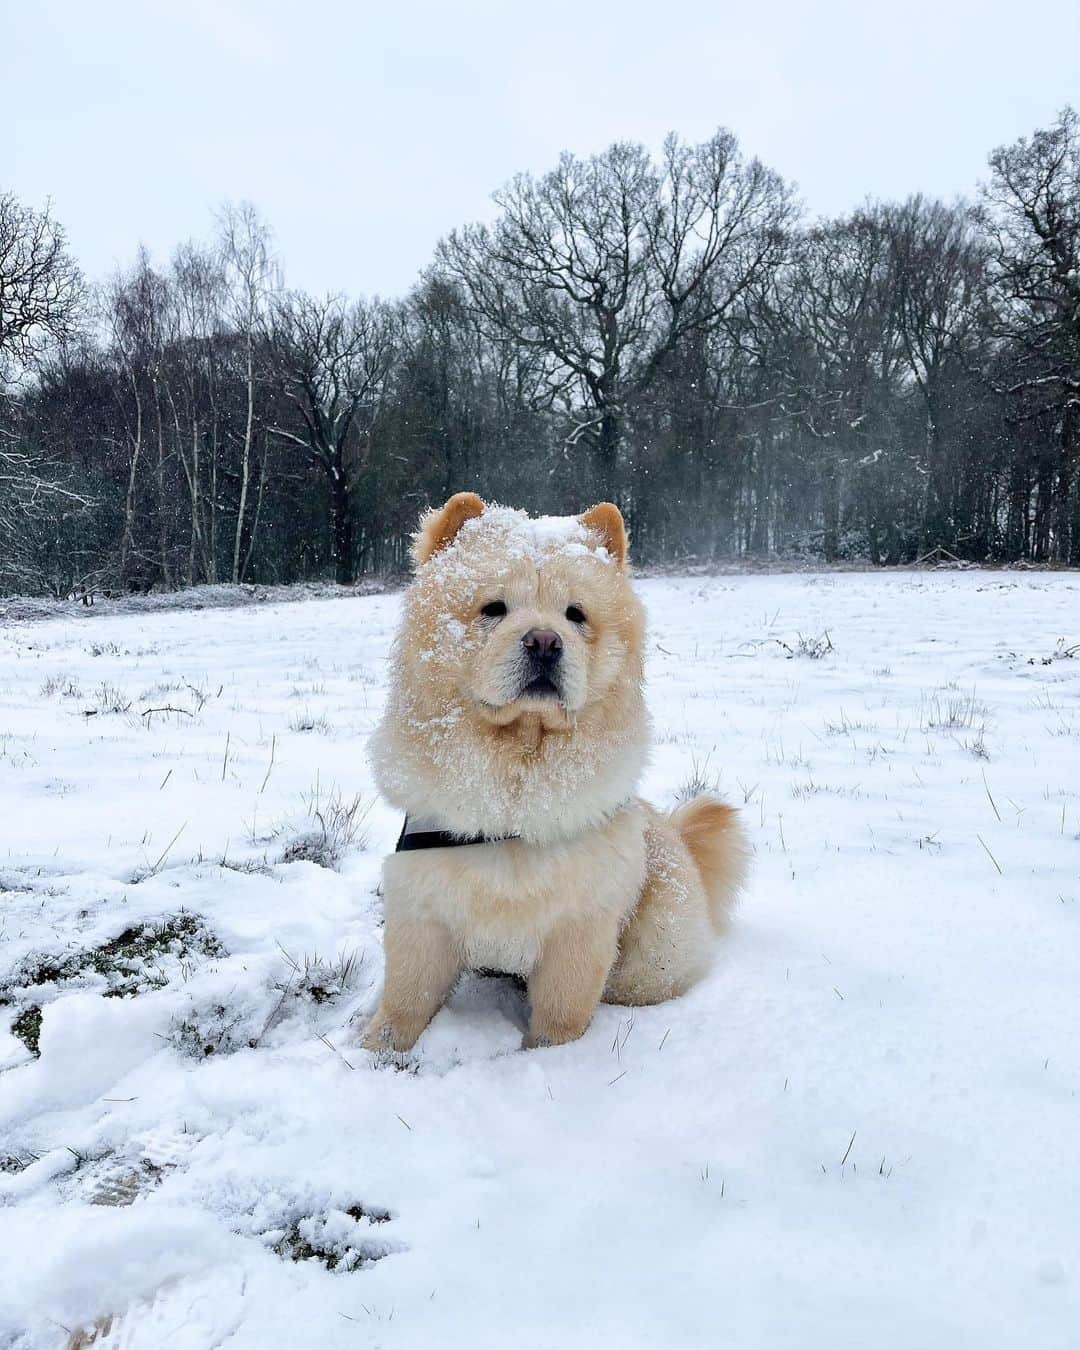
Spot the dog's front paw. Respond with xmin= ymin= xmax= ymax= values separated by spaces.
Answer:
xmin=523 ymin=1020 xmax=588 ymax=1050
xmin=360 ymin=1012 xmax=423 ymax=1054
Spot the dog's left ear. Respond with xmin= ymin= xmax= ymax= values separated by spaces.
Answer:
xmin=412 ymin=492 xmax=485 ymax=566
xmin=580 ymin=502 xmax=629 ymax=568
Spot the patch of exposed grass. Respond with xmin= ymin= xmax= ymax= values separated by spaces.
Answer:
xmin=273 ymin=1205 xmax=393 ymax=1272
xmin=276 ymin=948 xmax=363 ymax=1005
xmin=965 ymin=729 xmax=991 ymax=760
xmin=823 ymin=709 xmax=878 ymax=736
xmin=1 ymin=1150 xmax=39 ymax=1174
xmin=288 ymin=708 xmax=332 ymax=734
xmin=655 ymin=726 xmax=693 ymax=745
xmin=168 ymin=945 xmax=364 ymax=1059
xmin=167 ymin=1002 xmax=254 ymax=1058
xmin=1026 ymin=638 xmax=1079 ymax=666
xmin=8 ymin=914 xmax=225 ymax=999
xmin=279 ymin=788 xmax=370 ymax=869
xmin=91 ymin=681 xmax=133 ymax=715
xmin=790 ymin=776 xmax=865 ymax=800
xmin=11 ymin=1005 xmax=42 ymax=1055
xmin=920 ymin=686 xmax=990 ymax=733
xmin=290 ymin=681 xmax=327 ymax=698
xmin=2 ymin=914 xmax=227 ymax=1056
xmin=40 ymin=673 xmax=83 ymax=699
xmin=774 ymin=631 xmax=834 ymax=660
xmin=676 ymin=753 xmax=719 ymax=802
xmin=218 ymin=855 xmax=272 ymax=876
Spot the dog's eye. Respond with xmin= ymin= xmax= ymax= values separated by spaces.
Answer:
xmin=480 ymin=600 xmax=507 ymax=619
xmin=565 ymin=605 xmax=587 ymax=625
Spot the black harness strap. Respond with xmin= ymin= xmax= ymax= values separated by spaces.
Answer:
xmin=394 ymin=798 xmax=632 ymax=853
xmin=395 ymin=817 xmax=519 ymax=852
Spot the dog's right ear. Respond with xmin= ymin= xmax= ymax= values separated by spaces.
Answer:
xmin=412 ymin=492 xmax=485 ymax=566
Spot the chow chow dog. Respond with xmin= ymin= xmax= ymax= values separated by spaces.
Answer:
xmin=363 ymin=494 xmax=748 ymax=1050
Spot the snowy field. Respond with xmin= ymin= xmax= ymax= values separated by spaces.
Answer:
xmin=1 ymin=571 xmax=1078 ymax=1349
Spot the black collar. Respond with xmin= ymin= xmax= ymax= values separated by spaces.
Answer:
xmin=394 ymin=798 xmax=633 ymax=852
xmin=395 ymin=816 xmax=519 ymax=852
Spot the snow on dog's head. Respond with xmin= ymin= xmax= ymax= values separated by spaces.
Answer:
xmin=370 ymin=494 xmax=648 ymax=841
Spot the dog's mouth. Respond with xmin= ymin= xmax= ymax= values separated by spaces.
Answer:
xmin=475 ymin=667 xmax=577 ymax=725
xmin=519 ymin=674 xmax=561 ymax=700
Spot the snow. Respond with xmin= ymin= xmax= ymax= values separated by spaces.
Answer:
xmin=453 ymin=506 xmax=607 ymax=564
xmin=1 ymin=570 xmax=1078 ymax=1348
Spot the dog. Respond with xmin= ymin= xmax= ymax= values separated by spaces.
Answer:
xmin=363 ymin=494 xmax=748 ymax=1050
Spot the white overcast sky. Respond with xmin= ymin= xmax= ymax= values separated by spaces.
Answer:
xmin=9 ymin=0 xmax=1080 ymax=298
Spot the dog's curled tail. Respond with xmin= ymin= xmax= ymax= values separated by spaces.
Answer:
xmin=670 ymin=796 xmax=750 ymax=932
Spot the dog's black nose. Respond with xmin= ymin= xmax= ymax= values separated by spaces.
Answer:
xmin=522 ymin=628 xmax=563 ymax=662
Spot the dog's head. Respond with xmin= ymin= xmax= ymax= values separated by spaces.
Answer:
xmin=405 ymin=493 xmax=641 ymax=729
xmin=373 ymin=494 xmax=648 ymax=835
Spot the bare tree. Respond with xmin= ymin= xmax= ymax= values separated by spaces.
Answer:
xmin=166 ymin=240 xmax=226 ymax=583
xmin=0 ymin=375 xmax=96 ymax=594
xmin=0 ymin=440 xmax=95 ymax=593
xmin=437 ymin=130 xmax=794 ymax=499
xmin=106 ymin=251 xmax=171 ymax=585
xmin=0 ymin=192 xmax=82 ymax=382
xmin=884 ymin=197 xmax=987 ymax=548
xmin=13 ymin=113 xmax=1080 ymax=589
xmin=267 ymin=292 xmax=398 ymax=583
xmin=756 ymin=211 xmax=907 ymax=560
xmin=982 ymin=106 xmax=1080 ymax=561
xmin=0 ymin=193 xmax=90 ymax=592
xmin=219 ymin=202 xmax=277 ymax=581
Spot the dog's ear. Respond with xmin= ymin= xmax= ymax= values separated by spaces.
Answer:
xmin=412 ymin=492 xmax=485 ymax=566
xmin=580 ymin=502 xmax=629 ymax=568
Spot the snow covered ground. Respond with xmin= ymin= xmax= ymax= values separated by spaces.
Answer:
xmin=1 ymin=570 xmax=1078 ymax=1349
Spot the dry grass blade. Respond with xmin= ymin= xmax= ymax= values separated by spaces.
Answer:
xmin=976 ymin=833 xmax=1003 ymax=875
xmin=260 ymin=734 xmax=277 ymax=794
xmin=147 ymin=821 xmax=188 ymax=877
xmin=981 ymin=770 xmax=1001 ymax=822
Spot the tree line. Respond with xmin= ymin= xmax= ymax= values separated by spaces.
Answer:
xmin=1 ymin=107 xmax=1078 ymax=594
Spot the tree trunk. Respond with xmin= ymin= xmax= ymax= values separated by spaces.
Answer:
xmin=1033 ymin=458 xmax=1054 ymax=560
xmin=821 ymin=459 xmax=840 ymax=562
xmin=920 ymin=405 xmax=947 ymax=551
xmin=1005 ymin=459 xmax=1027 ymax=559
xmin=232 ymin=345 xmax=255 ymax=583
xmin=866 ymin=499 xmax=882 ymax=566
xmin=1054 ymin=405 xmax=1078 ymax=563
xmin=240 ymin=437 xmax=268 ymax=582
xmin=209 ymin=410 xmax=219 ymax=582
xmin=331 ymin=470 xmax=353 ymax=585
xmin=593 ymin=407 xmax=620 ymax=503
xmin=153 ymin=382 xmax=171 ymax=587
xmin=188 ymin=416 xmax=200 ymax=585
xmin=120 ymin=383 xmax=143 ymax=580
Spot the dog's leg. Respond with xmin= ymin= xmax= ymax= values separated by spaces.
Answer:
xmin=362 ymin=916 xmax=460 ymax=1052
xmin=525 ymin=916 xmax=618 ymax=1048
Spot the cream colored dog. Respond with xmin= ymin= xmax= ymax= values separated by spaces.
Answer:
xmin=363 ymin=494 xmax=748 ymax=1051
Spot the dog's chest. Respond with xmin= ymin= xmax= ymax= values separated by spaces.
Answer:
xmin=384 ymin=812 xmax=646 ymax=977
xmin=432 ymin=855 xmax=548 ymax=974
xmin=389 ymin=844 xmax=578 ymax=976
xmin=461 ymin=927 xmax=541 ymax=977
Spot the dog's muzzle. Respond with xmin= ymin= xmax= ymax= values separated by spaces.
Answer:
xmin=519 ymin=628 xmax=563 ymax=699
